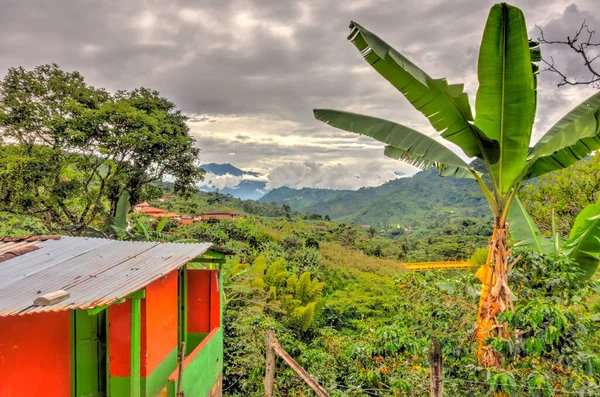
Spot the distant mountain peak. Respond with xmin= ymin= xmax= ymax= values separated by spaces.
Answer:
xmin=198 ymin=163 xmax=265 ymax=200
xmin=200 ymin=163 xmax=261 ymax=177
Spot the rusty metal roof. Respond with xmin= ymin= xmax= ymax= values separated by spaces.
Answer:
xmin=0 ymin=235 xmax=62 ymax=262
xmin=0 ymin=236 xmax=212 ymax=317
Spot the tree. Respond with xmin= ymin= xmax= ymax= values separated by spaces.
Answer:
xmin=538 ymin=22 xmax=600 ymax=89
xmin=367 ymin=225 xmax=377 ymax=238
xmin=510 ymin=195 xmax=600 ymax=280
xmin=520 ymin=154 xmax=600 ymax=236
xmin=282 ymin=203 xmax=292 ymax=219
xmin=0 ymin=64 xmax=203 ymax=233
xmin=313 ymin=3 xmax=600 ymax=366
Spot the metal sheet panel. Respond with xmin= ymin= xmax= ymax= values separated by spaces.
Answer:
xmin=0 ymin=237 xmax=212 ymax=316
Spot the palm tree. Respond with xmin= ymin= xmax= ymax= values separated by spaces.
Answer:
xmin=314 ymin=3 xmax=600 ymax=366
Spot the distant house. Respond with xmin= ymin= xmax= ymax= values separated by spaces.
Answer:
xmin=0 ymin=235 xmax=225 ymax=397
xmin=135 ymin=206 xmax=168 ymax=216
xmin=199 ymin=211 xmax=243 ymax=221
xmin=155 ymin=212 xmax=180 ymax=219
xmin=359 ymin=224 xmax=371 ymax=230
xmin=134 ymin=206 xmax=181 ymax=222
xmin=157 ymin=195 xmax=176 ymax=202
xmin=134 ymin=201 xmax=151 ymax=209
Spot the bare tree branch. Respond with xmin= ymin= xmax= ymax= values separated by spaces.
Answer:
xmin=537 ymin=21 xmax=600 ymax=89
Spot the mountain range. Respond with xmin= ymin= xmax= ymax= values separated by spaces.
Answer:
xmin=200 ymin=163 xmax=261 ymax=178
xmin=261 ymin=169 xmax=490 ymax=227
xmin=199 ymin=163 xmax=267 ymax=200
xmin=197 ymin=163 xmax=490 ymax=227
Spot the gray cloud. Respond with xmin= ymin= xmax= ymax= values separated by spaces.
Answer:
xmin=266 ymin=160 xmax=404 ymax=190
xmin=0 ymin=0 xmax=598 ymax=189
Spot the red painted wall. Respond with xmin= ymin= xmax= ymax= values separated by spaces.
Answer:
xmin=0 ymin=312 xmax=71 ymax=397
xmin=188 ymin=269 xmax=220 ymax=333
xmin=142 ymin=270 xmax=178 ymax=376
xmin=109 ymin=299 xmax=132 ymax=377
xmin=108 ymin=270 xmax=178 ymax=378
xmin=209 ymin=270 xmax=221 ymax=329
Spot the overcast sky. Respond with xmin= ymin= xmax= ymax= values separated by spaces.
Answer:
xmin=1 ymin=0 xmax=598 ymax=190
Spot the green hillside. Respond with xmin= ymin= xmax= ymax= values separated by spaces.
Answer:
xmin=263 ymin=170 xmax=490 ymax=228
xmin=260 ymin=186 xmax=353 ymax=211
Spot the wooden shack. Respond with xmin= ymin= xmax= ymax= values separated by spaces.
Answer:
xmin=0 ymin=235 xmax=225 ymax=397
xmin=199 ymin=211 xmax=243 ymax=222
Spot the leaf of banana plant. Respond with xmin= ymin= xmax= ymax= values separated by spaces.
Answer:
xmin=551 ymin=209 xmax=565 ymax=255
xmin=313 ymin=109 xmax=472 ymax=177
xmin=384 ymin=146 xmax=473 ymax=179
xmin=563 ymin=198 xmax=600 ymax=279
xmin=524 ymin=91 xmax=600 ymax=179
xmin=347 ymin=22 xmax=498 ymax=161
xmin=475 ymin=3 xmax=536 ymax=194
xmin=508 ymin=196 xmax=553 ymax=254
xmin=155 ymin=216 xmax=167 ymax=234
xmin=529 ymin=40 xmax=541 ymax=111
xmin=113 ymin=191 xmax=131 ymax=230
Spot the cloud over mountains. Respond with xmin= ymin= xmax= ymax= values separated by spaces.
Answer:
xmin=1 ymin=0 xmax=598 ymax=189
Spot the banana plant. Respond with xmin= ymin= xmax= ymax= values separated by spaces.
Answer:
xmin=313 ymin=2 xmax=600 ymax=365
xmin=107 ymin=191 xmax=131 ymax=239
xmin=509 ymin=196 xmax=600 ymax=280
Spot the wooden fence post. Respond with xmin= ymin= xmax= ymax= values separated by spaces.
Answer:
xmin=177 ymin=341 xmax=186 ymax=397
xmin=429 ymin=339 xmax=443 ymax=397
xmin=264 ymin=331 xmax=275 ymax=397
xmin=272 ymin=341 xmax=329 ymax=397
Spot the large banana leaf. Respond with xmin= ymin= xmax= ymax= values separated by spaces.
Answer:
xmin=529 ymin=40 xmax=541 ymax=111
xmin=474 ymin=3 xmax=536 ymax=194
xmin=347 ymin=22 xmax=498 ymax=161
xmin=314 ymin=109 xmax=472 ymax=177
xmin=113 ymin=191 xmax=131 ymax=230
xmin=524 ymin=91 xmax=600 ymax=179
xmin=507 ymin=196 xmax=553 ymax=254
xmin=383 ymin=146 xmax=472 ymax=178
xmin=563 ymin=198 xmax=600 ymax=279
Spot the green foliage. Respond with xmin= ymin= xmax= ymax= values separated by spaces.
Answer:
xmin=0 ymin=64 xmax=203 ymax=233
xmin=0 ymin=212 xmax=47 ymax=236
xmin=265 ymin=168 xmax=491 ymax=229
xmin=488 ymin=371 xmax=518 ymax=395
xmin=563 ymin=196 xmax=600 ymax=279
xmin=521 ymin=154 xmax=600 ymax=236
xmin=509 ymin=194 xmax=600 ymax=279
xmin=109 ymin=191 xmax=131 ymax=237
xmin=469 ymin=248 xmax=489 ymax=266
xmin=260 ymin=187 xmax=352 ymax=212
xmin=485 ymin=250 xmax=600 ymax=394
xmin=250 ymin=256 xmax=326 ymax=333
xmin=312 ymin=3 xmax=600 ymax=255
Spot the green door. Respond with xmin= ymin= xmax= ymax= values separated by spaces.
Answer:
xmin=72 ymin=309 xmax=107 ymax=397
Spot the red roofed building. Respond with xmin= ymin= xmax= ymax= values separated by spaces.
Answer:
xmin=199 ymin=211 xmax=243 ymax=221
xmin=0 ymin=236 xmax=225 ymax=397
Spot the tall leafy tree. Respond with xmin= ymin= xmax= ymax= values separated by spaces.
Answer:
xmin=314 ymin=3 xmax=600 ymax=366
xmin=0 ymin=64 xmax=204 ymax=233
xmin=519 ymin=153 xmax=600 ymax=237
xmin=509 ymin=194 xmax=600 ymax=280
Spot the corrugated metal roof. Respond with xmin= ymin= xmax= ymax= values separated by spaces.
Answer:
xmin=0 ymin=235 xmax=62 ymax=262
xmin=0 ymin=237 xmax=212 ymax=317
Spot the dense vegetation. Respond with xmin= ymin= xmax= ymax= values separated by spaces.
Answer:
xmin=173 ymin=214 xmax=600 ymax=396
xmin=312 ymin=2 xmax=600 ymax=369
xmin=262 ymin=169 xmax=490 ymax=229
xmin=2 ymin=16 xmax=600 ymax=394
xmin=0 ymin=64 xmax=203 ymax=234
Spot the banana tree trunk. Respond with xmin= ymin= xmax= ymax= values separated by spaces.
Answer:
xmin=475 ymin=218 xmax=513 ymax=367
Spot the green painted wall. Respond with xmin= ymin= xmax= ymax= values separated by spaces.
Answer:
xmin=144 ymin=348 xmax=178 ymax=397
xmin=186 ymin=332 xmax=208 ymax=355
xmin=110 ymin=348 xmax=178 ymax=397
xmin=167 ymin=329 xmax=223 ymax=397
